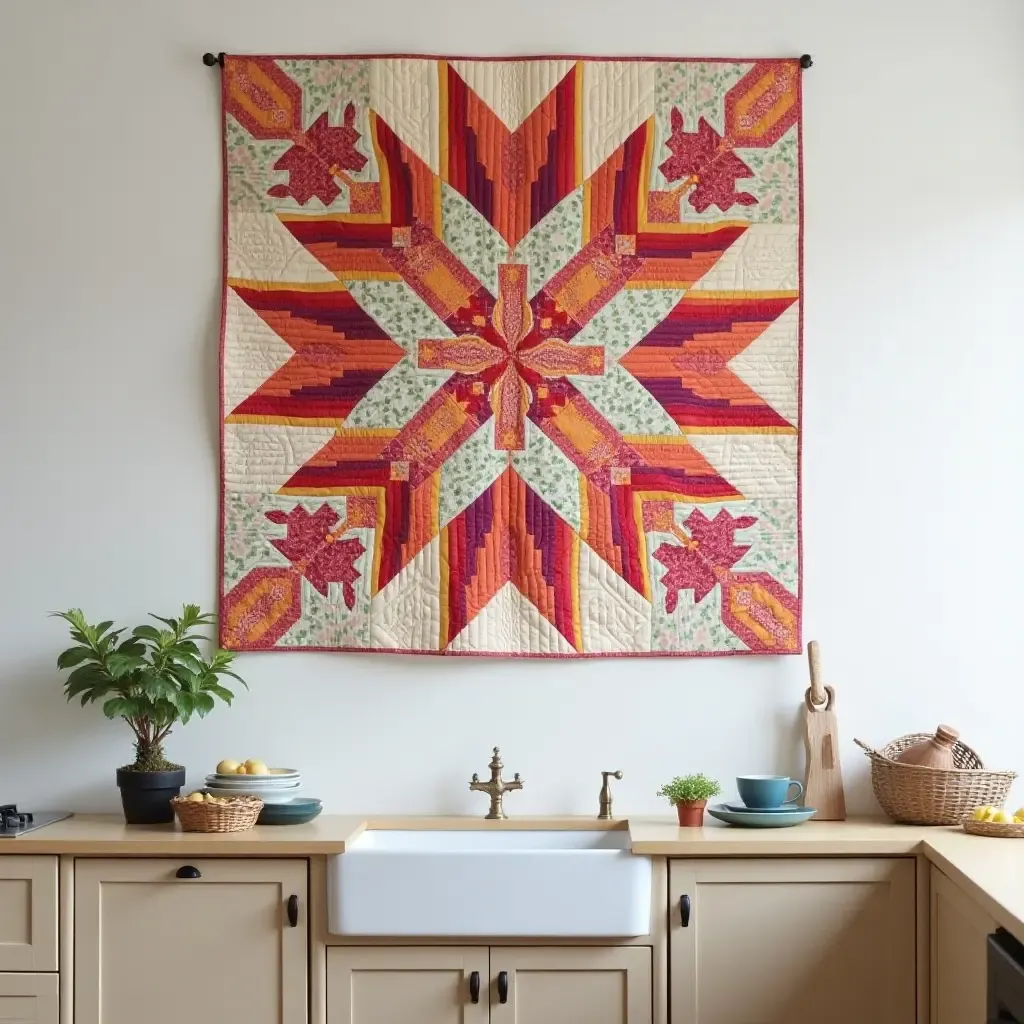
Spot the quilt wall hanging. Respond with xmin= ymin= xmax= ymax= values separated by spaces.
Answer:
xmin=219 ymin=55 xmax=802 ymax=657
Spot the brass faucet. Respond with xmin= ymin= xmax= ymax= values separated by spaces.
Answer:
xmin=469 ymin=747 xmax=523 ymax=819
xmin=598 ymin=771 xmax=623 ymax=819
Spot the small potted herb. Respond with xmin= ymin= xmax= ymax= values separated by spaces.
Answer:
xmin=53 ymin=605 xmax=246 ymax=824
xmin=657 ymin=773 xmax=722 ymax=827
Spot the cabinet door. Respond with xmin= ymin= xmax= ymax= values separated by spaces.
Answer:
xmin=0 ymin=973 xmax=58 ymax=1023
xmin=930 ymin=865 xmax=994 ymax=1024
xmin=326 ymin=947 xmax=488 ymax=1024
xmin=0 ymin=856 xmax=58 ymax=971
xmin=490 ymin=947 xmax=652 ymax=1024
xmin=74 ymin=858 xmax=307 ymax=1024
xmin=669 ymin=858 xmax=916 ymax=1024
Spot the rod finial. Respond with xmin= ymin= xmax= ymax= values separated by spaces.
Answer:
xmin=799 ymin=54 xmax=813 ymax=69
xmin=203 ymin=52 xmax=225 ymax=68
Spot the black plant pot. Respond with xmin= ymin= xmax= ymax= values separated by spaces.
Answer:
xmin=116 ymin=767 xmax=186 ymax=824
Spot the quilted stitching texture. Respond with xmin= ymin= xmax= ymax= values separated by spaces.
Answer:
xmin=219 ymin=55 xmax=802 ymax=656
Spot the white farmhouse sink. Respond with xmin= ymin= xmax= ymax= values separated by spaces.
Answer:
xmin=327 ymin=830 xmax=652 ymax=937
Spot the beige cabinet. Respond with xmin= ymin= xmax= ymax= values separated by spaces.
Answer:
xmin=74 ymin=858 xmax=307 ymax=1024
xmin=0 ymin=973 xmax=59 ymax=1023
xmin=327 ymin=947 xmax=489 ymax=1024
xmin=327 ymin=946 xmax=651 ymax=1024
xmin=490 ymin=947 xmax=651 ymax=1024
xmin=930 ymin=865 xmax=995 ymax=1024
xmin=0 ymin=856 xmax=58 ymax=971
xmin=669 ymin=858 xmax=916 ymax=1024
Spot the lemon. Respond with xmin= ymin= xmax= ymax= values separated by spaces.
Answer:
xmin=1015 ymin=816 xmax=1024 ymax=825
xmin=203 ymin=792 xmax=217 ymax=802
xmin=1015 ymin=808 xmax=1024 ymax=821
xmin=244 ymin=759 xmax=269 ymax=775
xmin=216 ymin=759 xmax=240 ymax=775
xmin=971 ymin=806 xmax=992 ymax=820
xmin=235 ymin=765 xmax=248 ymax=774
xmin=992 ymin=809 xmax=1014 ymax=824
xmin=186 ymin=791 xmax=205 ymax=803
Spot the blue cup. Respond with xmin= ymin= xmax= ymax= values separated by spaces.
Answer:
xmin=737 ymin=775 xmax=804 ymax=809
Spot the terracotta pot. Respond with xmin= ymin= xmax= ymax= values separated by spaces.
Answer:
xmin=675 ymin=799 xmax=708 ymax=827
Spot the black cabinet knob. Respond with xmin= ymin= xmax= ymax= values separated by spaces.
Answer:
xmin=497 ymin=970 xmax=509 ymax=1004
xmin=287 ymin=894 xmax=299 ymax=927
xmin=680 ymin=893 xmax=691 ymax=927
xmin=175 ymin=865 xmax=201 ymax=879
xmin=469 ymin=971 xmax=480 ymax=1003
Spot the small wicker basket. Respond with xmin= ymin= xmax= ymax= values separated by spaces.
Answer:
xmin=961 ymin=817 xmax=1024 ymax=839
xmin=855 ymin=735 xmax=1016 ymax=825
xmin=171 ymin=795 xmax=263 ymax=833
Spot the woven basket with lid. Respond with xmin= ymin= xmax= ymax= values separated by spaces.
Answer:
xmin=855 ymin=734 xmax=1016 ymax=825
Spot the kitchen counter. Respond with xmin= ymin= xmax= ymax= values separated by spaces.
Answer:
xmin=0 ymin=811 xmax=964 ymax=856
xmin=4 ymin=813 xmax=1022 ymax=944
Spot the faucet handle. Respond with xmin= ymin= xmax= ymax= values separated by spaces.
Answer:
xmin=598 ymin=770 xmax=622 ymax=820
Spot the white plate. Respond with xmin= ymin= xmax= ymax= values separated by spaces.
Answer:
xmin=204 ymin=786 xmax=303 ymax=805
xmin=205 ymin=773 xmax=301 ymax=783
xmin=208 ymin=769 xmax=300 ymax=780
xmin=205 ymin=779 xmax=301 ymax=790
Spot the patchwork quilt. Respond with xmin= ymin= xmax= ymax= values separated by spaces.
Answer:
xmin=219 ymin=55 xmax=801 ymax=657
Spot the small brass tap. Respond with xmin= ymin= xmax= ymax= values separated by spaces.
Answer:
xmin=598 ymin=771 xmax=623 ymax=820
xmin=469 ymin=747 xmax=523 ymax=819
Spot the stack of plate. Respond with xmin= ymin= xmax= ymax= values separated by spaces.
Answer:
xmin=204 ymin=768 xmax=302 ymax=805
xmin=706 ymin=802 xmax=817 ymax=828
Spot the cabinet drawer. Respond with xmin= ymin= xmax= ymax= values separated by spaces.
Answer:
xmin=0 ymin=856 xmax=58 ymax=971
xmin=0 ymin=973 xmax=59 ymax=1023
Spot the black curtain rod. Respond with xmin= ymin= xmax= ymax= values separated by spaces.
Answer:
xmin=202 ymin=52 xmax=813 ymax=69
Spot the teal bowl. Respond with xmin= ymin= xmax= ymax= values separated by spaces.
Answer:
xmin=257 ymin=798 xmax=323 ymax=826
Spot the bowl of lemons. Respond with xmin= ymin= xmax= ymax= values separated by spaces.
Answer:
xmin=172 ymin=791 xmax=263 ymax=832
xmin=962 ymin=805 xmax=1024 ymax=838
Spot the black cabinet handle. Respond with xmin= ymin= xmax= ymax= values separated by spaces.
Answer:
xmin=679 ymin=894 xmax=691 ymax=927
xmin=175 ymin=865 xmax=201 ymax=879
xmin=497 ymin=970 xmax=509 ymax=1004
xmin=469 ymin=971 xmax=480 ymax=1003
xmin=286 ymin=894 xmax=299 ymax=927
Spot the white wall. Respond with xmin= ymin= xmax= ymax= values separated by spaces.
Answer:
xmin=2 ymin=0 xmax=1022 ymax=817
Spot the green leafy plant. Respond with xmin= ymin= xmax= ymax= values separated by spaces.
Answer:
xmin=52 ymin=605 xmax=246 ymax=772
xmin=656 ymin=773 xmax=722 ymax=805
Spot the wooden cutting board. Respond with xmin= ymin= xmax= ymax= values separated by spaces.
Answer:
xmin=802 ymin=641 xmax=846 ymax=820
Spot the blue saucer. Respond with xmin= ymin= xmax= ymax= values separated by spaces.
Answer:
xmin=724 ymin=801 xmax=804 ymax=814
xmin=707 ymin=803 xmax=817 ymax=828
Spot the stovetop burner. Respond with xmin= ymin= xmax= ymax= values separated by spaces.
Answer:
xmin=0 ymin=805 xmax=72 ymax=837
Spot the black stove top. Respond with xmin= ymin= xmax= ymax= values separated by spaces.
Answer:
xmin=0 ymin=805 xmax=72 ymax=837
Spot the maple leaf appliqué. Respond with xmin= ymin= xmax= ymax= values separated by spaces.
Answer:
xmin=266 ymin=503 xmax=366 ymax=610
xmin=653 ymin=509 xmax=757 ymax=612
xmin=268 ymin=103 xmax=369 ymax=206
xmin=659 ymin=109 xmax=758 ymax=214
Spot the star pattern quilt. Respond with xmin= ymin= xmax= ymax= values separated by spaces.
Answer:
xmin=219 ymin=55 xmax=802 ymax=657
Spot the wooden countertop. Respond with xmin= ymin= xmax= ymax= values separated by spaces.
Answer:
xmin=0 ymin=812 xmax=948 ymax=856
xmin=5 ymin=813 xmax=1023 ymax=943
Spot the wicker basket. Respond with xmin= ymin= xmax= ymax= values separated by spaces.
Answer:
xmin=961 ymin=817 xmax=1024 ymax=839
xmin=855 ymin=735 xmax=1016 ymax=825
xmin=171 ymin=795 xmax=263 ymax=833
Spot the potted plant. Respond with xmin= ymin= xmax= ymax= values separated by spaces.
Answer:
xmin=657 ymin=773 xmax=722 ymax=827
xmin=53 ymin=605 xmax=246 ymax=824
